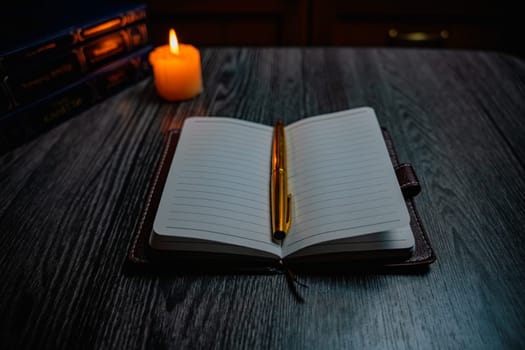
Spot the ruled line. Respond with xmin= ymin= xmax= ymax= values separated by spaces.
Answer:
xmin=174 ymin=182 xmax=264 ymax=198
xmin=175 ymin=175 xmax=267 ymax=192
xmin=284 ymin=108 xmax=370 ymax=130
xmin=294 ymin=183 xmax=390 ymax=206
xmin=170 ymin=197 xmax=266 ymax=211
xmin=191 ymin=118 xmax=272 ymax=132
xmin=288 ymin=140 xmax=380 ymax=165
xmin=169 ymin=203 xmax=267 ymax=220
xmin=289 ymin=164 xmax=386 ymax=188
xmin=177 ymin=171 xmax=267 ymax=184
xmin=288 ymin=130 xmax=373 ymax=147
xmin=294 ymin=193 xmax=392 ymax=220
xmin=184 ymin=145 xmax=269 ymax=163
xmin=291 ymin=153 xmax=383 ymax=176
xmin=295 ymin=205 xmax=395 ymax=228
xmin=168 ymin=210 xmax=267 ymax=228
xmin=177 ymin=163 xmax=267 ymax=180
xmin=173 ymin=189 xmax=267 ymax=206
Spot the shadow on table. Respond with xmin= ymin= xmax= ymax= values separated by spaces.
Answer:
xmin=122 ymin=258 xmax=432 ymax=303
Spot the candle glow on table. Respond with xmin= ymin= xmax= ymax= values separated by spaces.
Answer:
xmin=149 ymin=29 xmax=203 ymax=101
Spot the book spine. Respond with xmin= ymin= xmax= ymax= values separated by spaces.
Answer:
xmin=3 ymin=22 xmax=149 ymax=111
xmin=0 ymin=46 xmax=152 ymax=154
xmin=0 ymin=3 xmax=147 ymax=69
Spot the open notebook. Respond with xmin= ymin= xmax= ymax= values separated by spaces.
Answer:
xmin=149 ymin=107 xmax=415 ymax=263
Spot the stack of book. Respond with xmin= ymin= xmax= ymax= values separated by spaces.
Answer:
xmin=0 ymin=1 xmax=152 ymax=153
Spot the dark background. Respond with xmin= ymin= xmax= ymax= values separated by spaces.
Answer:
xmin=143 ymin=0 xmax=523 ymax=58
xmin=1 ymin=0 xmax=523 ymax=58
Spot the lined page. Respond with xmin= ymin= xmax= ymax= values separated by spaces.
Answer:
xmin=282 ymin=107 xmax=410 ymax=256
xmin=286 ymin=227 xmax=414 ymax=259
xmin=152 ymin=117 xmax=281 ymax=257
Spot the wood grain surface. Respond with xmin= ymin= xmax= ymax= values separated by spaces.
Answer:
xmin=1 ymin=48 xmax=524 ymax=349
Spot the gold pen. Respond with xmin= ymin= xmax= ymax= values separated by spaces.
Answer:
xmin=271 ymin=120 xmax=292 ymax=240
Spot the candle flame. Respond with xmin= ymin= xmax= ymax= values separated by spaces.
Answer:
xmin=169 ymin=29 xmax=180 ymax=55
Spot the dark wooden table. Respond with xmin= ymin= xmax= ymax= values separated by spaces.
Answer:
xmin=1 ymin=48 xmax=524 ymax=349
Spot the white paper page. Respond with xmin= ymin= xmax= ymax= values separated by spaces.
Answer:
xmin=282 ymin=107 xmax=410 ymax=256
xmin=285 ymin=226 xmax=414 ymax=259
xmin=150 ymin=237 xmax=280 ymax=259
xmin=152 ymin=117 xmax=281 ymax=257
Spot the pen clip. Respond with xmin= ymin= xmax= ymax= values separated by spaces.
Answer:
xmin=285 ymin=193 xmax=292 ymax=232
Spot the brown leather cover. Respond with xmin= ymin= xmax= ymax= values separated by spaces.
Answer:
xmin=127 ymin=128 xmax=435 ymax=272
xmin=381 ymin=127 xmax=435 ymax=269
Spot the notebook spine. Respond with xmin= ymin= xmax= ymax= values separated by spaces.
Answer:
xmin=0 ymin=46 xmax=152 ymax=154
xmin=2 ymin=22 xmax=149 ymax=110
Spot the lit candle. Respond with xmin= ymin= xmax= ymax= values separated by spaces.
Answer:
xmin=149 ymin=29 xmax=203 ymax=101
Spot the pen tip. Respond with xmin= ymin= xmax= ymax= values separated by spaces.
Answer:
xmin=273 ymin=231 xmax=286 ymax=240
